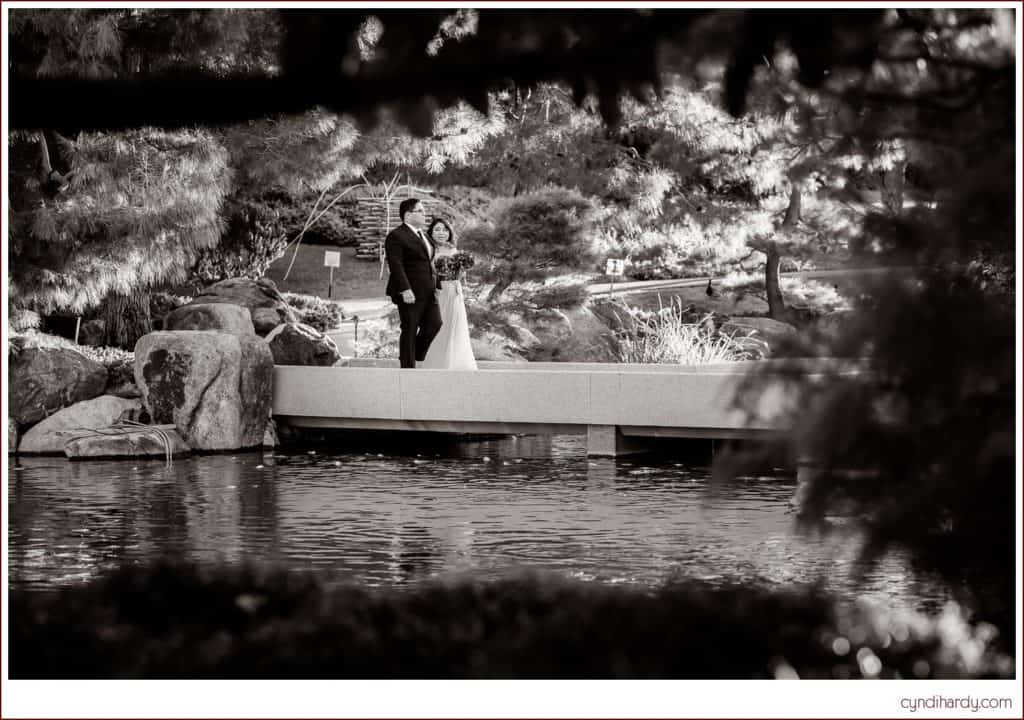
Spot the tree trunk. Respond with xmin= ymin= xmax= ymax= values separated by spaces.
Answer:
xmin=103 ymin=290 xmax=153 ymax=349
xmin=487 ymin=277 xmax=512 ymax=303
xmin=765 ymin=184 xmax=802 ymax=322
xmin=880 ymin=162 xmax=905 ymax=215
xmin=782 ymin=183 xmax=802 ymax=228
xmin=37 ymin=130 xmax=72 ymax=196
xmin=765 ymin=243 xmax=787 ymax=321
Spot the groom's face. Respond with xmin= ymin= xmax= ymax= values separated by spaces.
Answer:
xmin=405 ymin=203 xmax=426 ymax=230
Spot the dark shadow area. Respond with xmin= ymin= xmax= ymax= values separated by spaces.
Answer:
xmin=278 ymin=427 xmax=514 ymax=457
xmin=9 ymin=562 xmax=1012 ymax=679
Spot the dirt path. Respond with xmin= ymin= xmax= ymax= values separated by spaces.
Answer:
xmin=586 ymin=266 xmax=909 ymax=298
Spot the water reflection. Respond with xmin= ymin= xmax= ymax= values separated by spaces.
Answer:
xmin=8 ymin=434 xmax=952 ymax=613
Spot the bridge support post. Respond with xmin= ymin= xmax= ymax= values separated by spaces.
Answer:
xmin=792 ymin=460 xmax=819 ymax=512
xmin=586 ymin=425 xmax=654 ymax=457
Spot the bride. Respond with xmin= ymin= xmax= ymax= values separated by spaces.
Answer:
xmin=420 ymin=219 xmax=477 ymax=370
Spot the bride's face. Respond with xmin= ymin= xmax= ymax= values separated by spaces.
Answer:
xmin=431 ymin=223 xmax=452 ymax=245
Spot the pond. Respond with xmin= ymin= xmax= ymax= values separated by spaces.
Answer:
xmin=7 ymin=433 xmax=953 ymax=614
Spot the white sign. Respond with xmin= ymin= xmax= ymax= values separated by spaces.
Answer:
xmin=605 ymin=258 xmax=625 ymax=277
xmin=324 ymin=251 xmax=341 ymax=268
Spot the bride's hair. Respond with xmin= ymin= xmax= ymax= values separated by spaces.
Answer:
xmin=427 ymin=218 xmax=456 ymax=247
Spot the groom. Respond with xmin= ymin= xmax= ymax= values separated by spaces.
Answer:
xmin=385 ymin=199 xmax=442 ymax=368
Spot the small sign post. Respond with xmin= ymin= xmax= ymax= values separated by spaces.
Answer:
xmin=605 ymin=258 xmax=625 ymax=299
xmin=324 ymin=250 xmax=341 ymax=298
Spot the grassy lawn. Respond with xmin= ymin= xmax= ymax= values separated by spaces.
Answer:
xmin=264 ymin=244 xmax=385 ymax=301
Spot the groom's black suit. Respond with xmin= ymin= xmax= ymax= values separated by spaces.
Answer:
xmin=385 ymin=223 xmax=443 ymax=368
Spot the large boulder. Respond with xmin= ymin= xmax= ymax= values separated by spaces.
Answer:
xmin=265 ymin=323 xmax=341 ymax=366
xmin=134 ymin=331 xmax=273 ymax=451
xmin=19 ymin=395 xmax=144 ymax=455
xmin=188 ymin=278 xmax=297 ymax=336
xmin=8 ymin=347 xmax=108 ymax=426
xmin=164 ymin=303 xmax=255 ymax=334
xmin=589 ymin=298 xmax=645 ymax=337
xmin=64 ymin=427 xmax=190 ymax=460
xmin=525 ymin=305 xmax=619 ymax=362
xmin=525 ymin=308 xmax=572 ymax=343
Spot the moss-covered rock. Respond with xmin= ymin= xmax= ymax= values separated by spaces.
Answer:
xmin=134 ymin=331 xmax=273 ymax=451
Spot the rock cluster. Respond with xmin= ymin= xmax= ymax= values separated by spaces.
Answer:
xmin=9 ymin=277 xmax=342 ymax=460
xmin=187 ymin=278 xmax=297 ymax=335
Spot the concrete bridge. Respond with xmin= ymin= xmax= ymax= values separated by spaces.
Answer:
xmin=271 ymin=359 xmax=830 ymax=455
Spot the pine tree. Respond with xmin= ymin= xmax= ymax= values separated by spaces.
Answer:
xmin=728 ymin=8 xmax=1016 ymax=628
xmin=7 ymin=9 xmax=277 ymax=346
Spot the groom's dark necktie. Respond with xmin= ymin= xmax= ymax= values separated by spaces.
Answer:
xmin=417 ymin=229 xmax=432 ymax=258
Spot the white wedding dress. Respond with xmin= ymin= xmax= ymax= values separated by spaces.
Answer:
xmin=420 ymin=278 xmax=477 ymax=370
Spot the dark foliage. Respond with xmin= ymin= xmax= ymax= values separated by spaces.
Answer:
xmin=9 ymin=563 xmax=1010 ymax=679
xmin=723 ymin=8 xmax=1016 ymax=637
xmin=724 ymin=11 xmax=884 ymax=116
xmin=192 ymin=197 xmax=290 ymax=284
xmin=10 ymin=10 xmax=894 ymax=133
xmin=147 ymin=292 xmax=192 ymax=329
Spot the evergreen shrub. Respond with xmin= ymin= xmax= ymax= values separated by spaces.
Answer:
xmin=461 ymin=187 xmax=598 ymax=300
xmin=192 ymin=197 xmax=289 ymax=284
xmin=281 ymin=292 xmax=344 ymax=332
xmin=273 ymin=195 xmax=355 ymax=247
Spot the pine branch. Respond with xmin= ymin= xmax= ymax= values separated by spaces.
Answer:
xmin=10 ymin=11 xmax=708 ymax=132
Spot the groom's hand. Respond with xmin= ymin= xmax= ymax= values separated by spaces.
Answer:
xmin=401 ymin=289 xmax=416 ymax=304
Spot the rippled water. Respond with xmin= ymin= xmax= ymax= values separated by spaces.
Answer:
xmin=7 ymin=433 xmax=952 ymax=612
